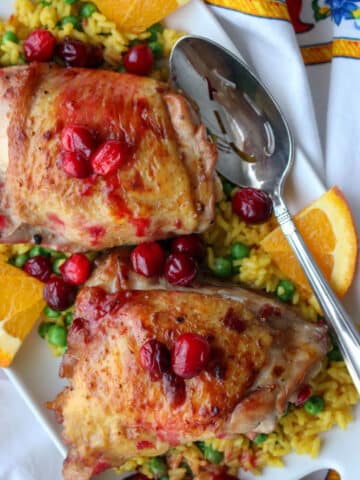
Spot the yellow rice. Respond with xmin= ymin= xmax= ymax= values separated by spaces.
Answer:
xmin=0 ymin=1 xmax=358 ymax=478
xmin=0 ymin=0 xmax=183 ymax=67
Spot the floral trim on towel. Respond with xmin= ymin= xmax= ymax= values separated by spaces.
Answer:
xmin=206 ymin=0 xmax=360 ymax=29
xmin=313 ymin=0 xmax=360 ymax=26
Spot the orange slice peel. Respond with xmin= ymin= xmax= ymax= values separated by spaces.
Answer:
xmin=261 ymin=187 xmax=358 ymax=298
xmin=92 ymin=0 xmax=190 ymax=33
xmin=0 ymin=262 xmax=45 ymax=367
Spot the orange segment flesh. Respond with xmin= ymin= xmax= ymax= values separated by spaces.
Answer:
xmin=261 ymin=187 xmax=358 ymax=298
xmin=92 ymin=0 xmax=189 ymax=33
xmin=0 ymin=263 xmax=46 ymax=367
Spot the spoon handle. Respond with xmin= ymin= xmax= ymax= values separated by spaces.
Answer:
xmin=273 ymin=194 xmax=360 ymax=394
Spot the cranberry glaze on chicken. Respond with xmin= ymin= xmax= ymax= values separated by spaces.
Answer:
xmin=49 ymin=251 xmax=330 ymax=480
xmin=0 ymin=63 xmax=217 ymax=250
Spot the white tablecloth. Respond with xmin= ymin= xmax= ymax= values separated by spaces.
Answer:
xmin=1 ymin=1 xmax=359 ymax=479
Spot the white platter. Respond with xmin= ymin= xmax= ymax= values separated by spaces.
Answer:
xmin=1 ymin=0 xmax=359 ymax=479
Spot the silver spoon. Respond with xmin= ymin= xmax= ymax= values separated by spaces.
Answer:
xmin=170 ymin=36 xmax=360 ymax=393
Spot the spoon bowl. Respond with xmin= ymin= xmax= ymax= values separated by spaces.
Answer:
xmin=170 ymin=35 xmax=360 ymax=394
xmin=169 ymin=36 xmax=293 ymax=194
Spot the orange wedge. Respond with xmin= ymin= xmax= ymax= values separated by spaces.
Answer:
xmin=0 ymin=263 xmax=45 ymax=367
xmin=261 ymin=187 xmax=358 ymax=298
xmin=92 ymin=0 xmax=189 ymax=33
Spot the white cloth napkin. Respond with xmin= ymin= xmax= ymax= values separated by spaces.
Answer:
xmin=1 ymin=1 xmax=359 ymax=479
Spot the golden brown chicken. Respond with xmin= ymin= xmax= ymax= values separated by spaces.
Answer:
xmin=49 ymin=251 xmax=329 ymax=480
xmin=0 ymin=63 xmax=217 ymax=251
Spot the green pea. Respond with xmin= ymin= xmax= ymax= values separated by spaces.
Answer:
xmin=304 ymin=395 xmax=325 ymax=416
xmin=159 ymin=476 xmax=169 ymax=480
xmin=222 ymin=180 xmax=234 ymax=198
xmin=46 ymin=248 xmax=66 ymax=259
xmin=41 ymin=0 xmax=52 ymax=5
xmin=195 ymin=440 xmax=206 ymax=453
xmin=203 ymin=444 xmax=223 ymax=464
xmin=29 ymin=246 xmax=50 ymax=258
xmin=231 ymin=242 xmax=250 ymax=260
xmin=328 ymin=346 xmax=342 ymax=361
xmin=64 ymin=311 xmax=73 ymax=326
xmin=117 ymin=65 xmax=126 ymax=72
xmin=53 ymin=257 xmax=66 ymax=275
xmin=13 ymin=253 xmax=29 ymax=268
xmin=147 ymin=22 xmax=164 ymax=41
xmin=44 ymin=305 xmax=61 ymax=319
xmin=213 ymin=257 xmax=232 ymax=278
xmin=253 ymin=433 xmax=268 ymax=444
xmin=276 ymin=279 xmax=295 ymax=302
xmin=47 ymin=324 xmax=67 ymax=347
xmin=38 ymin=322 xmax=54 ymax=339
xmin=59 ymin=15 xmax=81 ymax=30
xmin=149 ymin=457 xmax=167 ymax=476
xmin=80 ymin=2 xmax=98 ymax=18
xmin=149 ymin=40 xmax=163 ymax=59
xmin=2 ymin=31 xmax=19 ymax=44
xmin=63 ymin=0 xmax=78 ymax=4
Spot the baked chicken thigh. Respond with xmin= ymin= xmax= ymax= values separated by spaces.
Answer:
xmin=49 ymin=251 xmax=329 ymax=480
xmin=0 ymin=63 xmax=217 ymax=250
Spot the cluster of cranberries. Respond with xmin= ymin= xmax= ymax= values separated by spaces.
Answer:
xmin=60 ymin=124 xmax=129 ymax=179
xmin=140 ymin=333 xmax=210 ymax=380
xmin=23 ymin=29 xmax=103 ymax=67
xmin=131 ymin=234 xmax=204 ymax=286
xmin=139 ymin=332 xmax=211 ymax=405
xmin=23 ymin=28 xmax=154 ymax=74
xmin=24 ymin=250 xmax=91 ymax=311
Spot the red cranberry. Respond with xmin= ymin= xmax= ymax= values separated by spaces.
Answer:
xmin=61 ymin=125 xmax=96 ymax=160
xmin=60 ymin=253 xmax=91 ymax=285
xmin=86 ymin=44 xmax=104 ymax=68
xmin=56 ymin=38 xmax=87 ymax=67
xmin=61 ymin=151 xmax=92 ymax=179
xmin=56 ymin=37 xmax=103 ymax=68
xmin=131 ymin=242 xmax=164 ymax=277
xmin=43 ymin=276 xmax=77 ymax=311
xmin=162 ymin=371 xmax=186 ymax=407
xmin=172 ymin=333 xmax=210 ymax=379
xmin=164 ymin=253 xmax=197 ymax=286
xmin=24 ymin=29 xmax=56 ymax=62
xmin=232 ymin=188 xmax=273 ymax=223
xmin=23 ymin=256 xmax=52 ymax=282
xmin=139 ymin=339 xmax=171 ymax=381
xmin=123 ymin=44 xmax=154 ymax=75
xmin=91 ymin=140 xmax=128 ymax=176
xmin=92 ymin=461 xmax=111 ymax=476
xmin=171 ymin=235 xmax=205 ymax=260
xmin=295 ymin=384 xmax=312 ymax=406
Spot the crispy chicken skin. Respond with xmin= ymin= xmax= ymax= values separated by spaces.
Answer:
xmin=49 ymin=251 xmax=329 ymax=480
xmin=0 ymin=63 xmax=217 ymax=250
